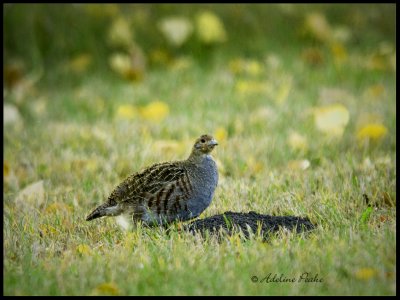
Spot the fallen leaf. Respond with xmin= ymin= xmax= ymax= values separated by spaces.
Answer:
xmin=331 ymin=42 xmax=348 ymax=66
xmin=357 ymin=123 xmax=387 ymax=141
xmin=4 ymin=161 xmax=10 ymax=177
xmin=319 ymin=87 xmax=354 ymax=105
xmin=214 ymin=127 xmax=228 ymax=143
xmin=139 ymin=101 xmax=169 ymax=122
xmin=332 ymin=26 xmax=352 ymax=43
xmin=363 ymin=84 xmax=386 ymax=100
xmin=196 ymin=11 xmax=227 ymax=44
xmin=288 ymin=131 xmax=308 ymax=151
xmin=4 ymin=104 xmax=22 ymax=126
xmin=287 ymin=159 xmax=310 ymax=171
xmin=304 ymin=12 xmax=333 ymax=43
xmin=229 ymin=58 xmax=263 ymax=76
xmin=275 ymin=78 xmax=292 ymax=103
xmin=108 ymin=17 xmax=134 ymax=49
xmin=109 ymin=53 xmax=132 ymax=77
xmin=68 ymin=54 xmax=92 ymax=73
xmin=158 ymin=16 xmax=193 ymax=47
xmin=313 ymin=104 xmax=350 ymax=137
xmin=93 ymin=282 xmax=120 ymax=296
xmin=354 ymin=268 xmax=376 ymax=280
xmin=235 ymin=80 xmax=269 ymax=95
xmin=76 ymin=244 xmax=91 ymax=255
xmin=149 ymin=49 xmax=172 ymax=66
xmin=15 ymin=180 xmax=45 ymax=207
xmin=109 ymin=49 xmax=146 ymax=81
xmin=246 ymin=157 xmax=264 ymax=175
xmin=170 ymin=56 xmax=193 ymax=72
xmin=115 ymin=104 xmax=137 ymax=120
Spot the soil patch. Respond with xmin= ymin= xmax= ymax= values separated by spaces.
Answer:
xmin=184 ymin=211 xmax=315 ymax=240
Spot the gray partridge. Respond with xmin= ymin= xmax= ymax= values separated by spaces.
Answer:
xmin=86 ymin=134 xmax=219 ymax=225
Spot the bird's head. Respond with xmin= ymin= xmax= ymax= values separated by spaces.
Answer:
xmin=192 ymin=134 xmax=218 ymax=155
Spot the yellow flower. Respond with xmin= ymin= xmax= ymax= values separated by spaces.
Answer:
xmin=139 ymin=101 xmax=169 ymax=122
xmin=116 ymin=104 xmax=137 ymax=120
xmin=313 ymin=104 xmax=350 ymax=137
xmin=196 ymin=11 xmax=227 ymax=44
xmin=357 ymin=123 xmax=388 ymax=141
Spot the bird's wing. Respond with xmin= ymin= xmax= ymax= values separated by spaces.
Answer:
xmin=107 ymin=161 xmax=187 ymax=206
xmin=143 ymin=168 xmax=194 ymax=219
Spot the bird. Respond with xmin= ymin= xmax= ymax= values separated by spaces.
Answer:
xmin=86 ymin=134 xmax=219 ymax=226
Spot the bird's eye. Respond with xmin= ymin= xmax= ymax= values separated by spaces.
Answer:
xmin=201 ymin=139 xmax=206 ymax=143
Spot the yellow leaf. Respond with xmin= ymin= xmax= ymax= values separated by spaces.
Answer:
xmin=214 ymin=127 xmax=228 ymax=143
xmin=354 ymin=268 xmax=376 ymax=280
xmin=331 ymin=42 xmax=348 ymax=66
xmin=15 ymin=180 xmax=45 ymax=207
xmin=139 ymin=101 xmax=169 ymax=122
xmin=229 ymin=59 xmax=263 ymax=76
xmin=246 ymin=156 xmax=264 ymax=175
xmin=235 ymin=80 xmax=267 ymax=94
xmin=109 ymin=53 xmax=132 ymax=77
xmin=149 ymin=49 xmax=172 ymax=66
xmin=288 ymin=131 xmax=308 ymax=151
xmin=108 ymin=17 xmax=133 ymax=49
xmin=68 ymin=54 xmax=92 ymax=73
xmin=364 ymin=84 xmax=386 ymax=100
xmin=275 ymin=78 xmax=292 ymax=104
xmin=170 ymin=56 xmax=193 ymax=72
xmin=288 ymin=159 xmax=310 ymax=171
xmin=116 ymin=104 xmax=137 ymax=120
xmin=313 ymin=104 xmax=350 ymax=137
xmin=357 ymin=123 xmax=387 ymax=141
xmin=196 ymin=11 xmax=227 ymax=44
xmin=4 ymin=104 xmax=22 ymax=126
xmin=304 ymin=12 xmax=333 ymax=43
xmin=93 ymin=282 xmax=120 ymax=296
xmin=158 ymin=16 xmax=193 ymax=47
xmin=76 ymin=244 xmax=91 ymax=255
xmin=4 ymin=161 xmax=10 ymax=177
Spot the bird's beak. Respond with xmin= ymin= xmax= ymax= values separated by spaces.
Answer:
xmin=208 ymin=139 xmax=218 ymax=147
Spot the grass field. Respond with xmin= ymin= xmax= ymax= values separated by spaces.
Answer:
xmin=3 ymin=4 xmax=396 ymax=295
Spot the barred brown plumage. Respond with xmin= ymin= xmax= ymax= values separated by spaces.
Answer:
xmin=86 ymin=134 xmax=219 ymax=225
